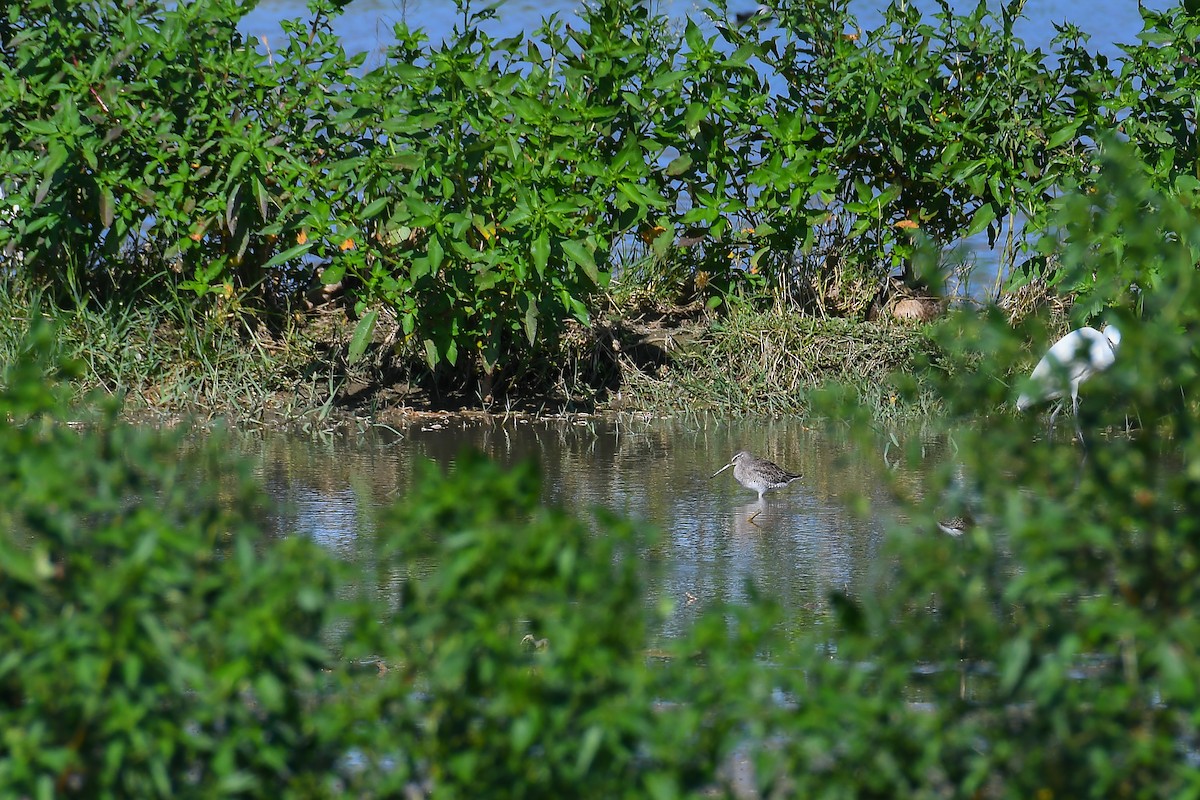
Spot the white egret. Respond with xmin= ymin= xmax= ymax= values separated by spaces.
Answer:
xmin=1016 ymin=323 xmax=1121 ymax=442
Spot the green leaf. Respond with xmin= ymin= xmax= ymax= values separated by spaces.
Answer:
xmin=1000 ymin=636 xmax=1032 ymax=695
xmin=227 ymin=151 xmax=251 ymax=183
xmin=428 ymin=235 xmax=445 ymax=272
xmin=965 ymin=203 xmax=997 ymax=238
xmin=1176 ymin=174 xmax=1200 ymax=194
xmin=561 ymin=239 xmax=599 ymax=284
xmin=475 ymin=265 xmax=501 ymax=290
xmin=361 ymin=197 xmax=390 ymax=219
xmin=22 ymin=119 xmax=60 ymax=136
xmin=810 ymin=172 xmax=839 ymax=194
xmin=348 ymin=309 xmax=379 ymax=365
xmin=646 ymin=69 xmax=688 ymax=90
xmin=320 ymin=263 xmax=346 ymax=284
xmin=1046 ymin=123 xmax=1079 ymax=150
xmin=253 ymin=177 xmax=269 ymax=219
xmin=574 ymin=725 xmax=604 ymax=776
xmin=99 ymin=187 xmax=114 ymax=228
xmin=875 ymin=183 xmax=903 ymax=209
xmin=617 ymin=181 xmax=668 ymax=210
xmin=665 ymin=153 xmax=693 ymax=176
xmin=423 ymin=338 xmax=440 ymax=368
xmin=651 ymin=227 xmax=674 ymax=259
xmin=262 ymin=242 xmax=311 ymax=269
xmin=522 ymin=293 xmax=539 ymax=344
xmin=532 ymin=230 xmax=550 ymax=275
xmin=178 ymin=280 xmax=214 ymax=295
xmin=225 ymin=184 xmax=240 ymax=232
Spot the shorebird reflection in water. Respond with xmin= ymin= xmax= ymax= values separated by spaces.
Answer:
xmin=711 ymin=450 xmax=803 ymax=516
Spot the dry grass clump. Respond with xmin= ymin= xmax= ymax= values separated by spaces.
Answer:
xmin=614 ymin=307 xmax=939 ymax=417
xmin=999 ymin=275 xmax=1072 ymax=327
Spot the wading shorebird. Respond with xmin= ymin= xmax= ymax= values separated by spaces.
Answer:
xmin=711 ymin=450 xmax=803 ymax=501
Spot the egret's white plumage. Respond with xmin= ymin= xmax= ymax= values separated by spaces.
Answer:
xmin=1016 ymin=323 xmax=1121 ymax=440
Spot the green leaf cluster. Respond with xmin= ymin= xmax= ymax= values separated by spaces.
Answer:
xmin=0 ymin=0 xmax=362 ymax=306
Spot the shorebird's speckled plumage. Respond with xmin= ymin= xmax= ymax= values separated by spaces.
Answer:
xmin=936 ymin=514 xmax=972 ymax=537
xmin=711 ymin=450 xmax=802 ymax=500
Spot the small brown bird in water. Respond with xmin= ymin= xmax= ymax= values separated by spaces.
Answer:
xmin=711 ymin=450 xmax=803 ymax=501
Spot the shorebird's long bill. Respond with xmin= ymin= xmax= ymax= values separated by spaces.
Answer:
xmin=711 ymin=461 xmax=734 ymax=478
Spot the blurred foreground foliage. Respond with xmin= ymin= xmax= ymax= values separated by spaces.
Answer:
xmin=0 ymin=326 xmax=346 ymax=795
xmin=4 ymin=146 xmax=1200 ymax=795
xmin=847 ymin=142 xmax=1200 ymax=797
xmin=0 ymin=330 xmax=769 ymax=797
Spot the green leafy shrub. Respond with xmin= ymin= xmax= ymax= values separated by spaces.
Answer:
xmin=0 ymin=326 xmax=348 ymax=797
xmin=745 ymin=0 xmax=1092 ymax=306
xmin=1104 ymin=2 xmax=1200 ymax=193
xmin=0 ymin=0 xmax=360 ymax=305
xmin=333 ymin=0 xmax=748 ymax=376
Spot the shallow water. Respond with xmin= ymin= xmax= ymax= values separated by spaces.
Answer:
xmin=242 ymin=414 xmax=940 ymax=639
